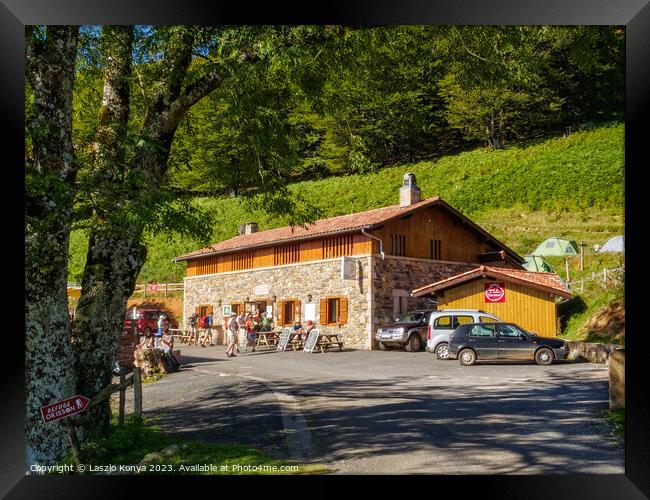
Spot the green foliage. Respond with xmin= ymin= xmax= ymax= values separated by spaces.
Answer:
xmin=599 ymin=409 xmax=624 ymax=440
xmin=68 ymin=122 xmax=623 ymax=283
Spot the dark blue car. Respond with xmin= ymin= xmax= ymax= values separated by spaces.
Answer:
xmin=448 ymin=322 xmax=568 ymax=366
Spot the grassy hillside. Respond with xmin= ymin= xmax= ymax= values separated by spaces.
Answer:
xmin=68 ymin=122 xmax=624 ymax=286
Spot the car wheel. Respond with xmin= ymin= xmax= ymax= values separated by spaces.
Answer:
xmin=535 ymin=347 xmax=555 ymax=366
xmin=436 ymin=342 xmax=450 ymax=360
xmin=144 ymin=327 xmax=151 ymax=335
xmin=379 ymin=342 xmax=390 ymax=351
xmin=404 ymin=334 xmax=422 ymax=352
xmin=459 ymin=348 xmax=476 ymax=366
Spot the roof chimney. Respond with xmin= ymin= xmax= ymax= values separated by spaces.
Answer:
xmin=239 ymin=222 xmax=259 ymax=235
xmin=399 ymin=173 xmax=421 ymax=207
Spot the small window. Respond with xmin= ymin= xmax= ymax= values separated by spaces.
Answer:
xmin=320 ymin=297 xmax=348 ymax=326
xmin=433 ymin=316 xmax=453 ymax=329
xmin=469 ymin=324 xmax=495 ymax=337
xmin=147 ymin=311 xmax=159 ymax=320
xmin=479 ymin=316 xmax=498 ymax=323
xmin=454 ymin=315 xmax=474 ymax=327
xmin=327 ymin=298 xmax=341 ymax=324
xmin=283 ymin=301 xmax=296 ymax=326
xmin=498 ymin=324 xmax=523 ymax=337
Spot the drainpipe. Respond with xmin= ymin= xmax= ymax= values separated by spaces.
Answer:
xmin=361 ymin=227 xmax=385 ymax=260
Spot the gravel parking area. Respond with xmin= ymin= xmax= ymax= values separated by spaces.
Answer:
xmin=131 ymin=344 xmax=624 ymax=474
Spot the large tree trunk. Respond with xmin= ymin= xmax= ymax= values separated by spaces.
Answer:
xmin=73 ymin=232 xmax=146 ymax=435
xmin=71 ymin=26 xmax=136 ymax=436
xmin=25 ymin=26 xmax=79 ymax=467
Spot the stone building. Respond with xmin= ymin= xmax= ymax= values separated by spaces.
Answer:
xmin=173 ymin=173 xmax=525 ymax=349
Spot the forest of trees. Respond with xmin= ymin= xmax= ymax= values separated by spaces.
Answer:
xmin=25 ymin=25 xmax=623 ymax=467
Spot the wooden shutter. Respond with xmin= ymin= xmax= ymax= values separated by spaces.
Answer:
xmin=320 ymin=299 xmax=328 ymax=326
xmin=195 ymin=306 xmax=201 ymax=314
xmin=206 ymin=306 xmax=213 ymax=315
xmin=277 ymin=301 xmax=284 ymax=326
xmin=295 ymin=300 xmax=301 ymax=323
xmin=339 ymin=297 xmax=348 ymax=325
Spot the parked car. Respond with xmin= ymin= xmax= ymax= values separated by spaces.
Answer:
xmin=426 ymin=309 xmax=502 ymax=360
xmin=375 ymin=310 xmax=435 ymax=352
xmin=447 ymin=322 xmax=568 ymax=366
xmin=123 ymin=308 xmax=178 ymax=336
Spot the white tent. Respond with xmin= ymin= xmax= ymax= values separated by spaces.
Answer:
xmin=599 ymin=236 xmax=624 ymax=253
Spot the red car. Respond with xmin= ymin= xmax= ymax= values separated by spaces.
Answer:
xmin=124 ymin=308 xmax=178 ymax=336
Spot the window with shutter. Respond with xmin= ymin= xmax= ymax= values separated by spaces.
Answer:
xmin=277 ymin=301 xmax=284 ymax=326
xmin=339 ymin=298 xmax=348 ymax=324
xmin=320 ymin=299 xmax=327 ymax=325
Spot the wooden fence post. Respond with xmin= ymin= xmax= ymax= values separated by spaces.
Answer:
xmin=165 ymin=283 xmax=168 ymax=297
xmin=604 ymin=268 xmax=608 ymax=286
xmin=65 ymin=419 xmax=82 ymax=471
xmin=118 ymin=368 xmax=126 ymax=425
xmin=133 ymin=367 xmax=142 ymax=417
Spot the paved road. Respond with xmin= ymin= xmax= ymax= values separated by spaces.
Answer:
xmin=132 ymin=344 xmax=624 ymax=474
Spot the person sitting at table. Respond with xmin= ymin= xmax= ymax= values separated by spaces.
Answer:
xmin=301 ymin=320 xmax=316 ymax=340
xmin=160 ymin=322 xmax=180 ymax=371
xmin=260 ymin=312 xmax=273 ymax=332
xmin=245 ymin=313 xmax=257 ymax=353
xmin=138 ymin=330 xmax=155 ymax=349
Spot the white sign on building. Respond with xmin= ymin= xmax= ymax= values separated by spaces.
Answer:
xmin=341 ymin=256 xmax=356 ymax=280
xmin=254 ymin=284 xmax=270 ymax=296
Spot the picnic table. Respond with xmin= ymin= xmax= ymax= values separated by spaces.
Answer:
xmin=255 ymin=330 xmax=282 ymax=348
xmin=310 ymin=332 xmax=344 ymax=353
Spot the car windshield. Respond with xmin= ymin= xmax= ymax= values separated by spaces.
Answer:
xmin=395 ymin=312 xmax=424 ymax=323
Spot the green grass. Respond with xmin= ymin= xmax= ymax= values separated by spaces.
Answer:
xmin=599 ymin=408 xmax=625 ymax=440
xmin=68 ymin=122 xmax=624 ymax=284
xmin=61 ymin=415 xmax=328 ymax=475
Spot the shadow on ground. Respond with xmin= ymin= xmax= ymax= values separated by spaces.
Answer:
xmin=138 ymin=365 xmax=622 ymax=473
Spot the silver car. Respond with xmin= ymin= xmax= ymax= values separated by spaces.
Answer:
xmin=426 ymin=309 xmax=502 ymax=359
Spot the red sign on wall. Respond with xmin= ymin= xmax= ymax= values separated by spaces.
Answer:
xmin=148 ymin=283 xmax=158 ymax=292
xmin=40 ymin=396 xmax=90 ymax=423
xmin=484 ymin=283 xmax=506 ymax=303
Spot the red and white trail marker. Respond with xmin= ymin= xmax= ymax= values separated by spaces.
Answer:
xmin=40 ymin=396 xmax=90 ymax=424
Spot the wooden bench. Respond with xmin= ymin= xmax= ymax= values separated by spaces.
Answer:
xmin=317 ymin=340 xmax=344 ymax=353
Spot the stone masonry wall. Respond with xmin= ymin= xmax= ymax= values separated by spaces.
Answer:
xmin=184 ymin=257 xmax=372 ymax=350
xmin=371 ymin=256 xmax=477 ymax=348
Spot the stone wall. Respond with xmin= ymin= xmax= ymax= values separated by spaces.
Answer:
xmin=184 ymin=257 xmax=372 ymax=349
xmin=371 ymin=256 xmax=477 ymax=348
xmin=565 ymin=341 xmax=624 ymax=364
xmin=609 ymin=348 xmax=625 ymax=409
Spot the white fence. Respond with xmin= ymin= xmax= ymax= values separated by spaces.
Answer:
xmin=566 ymin=266 xmax=624 ymax=293
xmin=133 ymin=282 xmax=184 ymax=298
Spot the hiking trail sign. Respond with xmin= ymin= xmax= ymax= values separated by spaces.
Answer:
xmin=40 ymin=396 xmax=90 ymax=423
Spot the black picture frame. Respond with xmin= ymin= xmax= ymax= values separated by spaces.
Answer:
xmin=5 ymin=1 xmax=649 ymax=497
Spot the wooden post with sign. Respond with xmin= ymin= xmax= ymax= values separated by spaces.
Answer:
xmin=133 ymin=367 xmax=142 ymax=417
xmin=65 ymin=419 xmax=82 ymax=470
xmin=118 ymin=368 xmax=126 ymax=425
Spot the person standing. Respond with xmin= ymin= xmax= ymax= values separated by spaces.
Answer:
xmin=188 ymin=312 xmax=199 ymax=344
xmin=226 ymin=313 xmax=238 ymax=357
xmin=245 ymin=313 xmax=257 ymax=352
xmin=155 ymin=314 xmax=166 ymax=348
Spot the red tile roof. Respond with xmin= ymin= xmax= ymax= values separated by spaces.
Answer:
xmin=411 ymin=265 xmax=572 ymax=298
xmin=173 ymin=197 xmax=523 ymax=263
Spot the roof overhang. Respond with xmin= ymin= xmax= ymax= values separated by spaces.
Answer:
xmin=411 ymin=266 xmax=572 ymax=299
xmin=173 ymin=197 xmax=525 ymax=264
